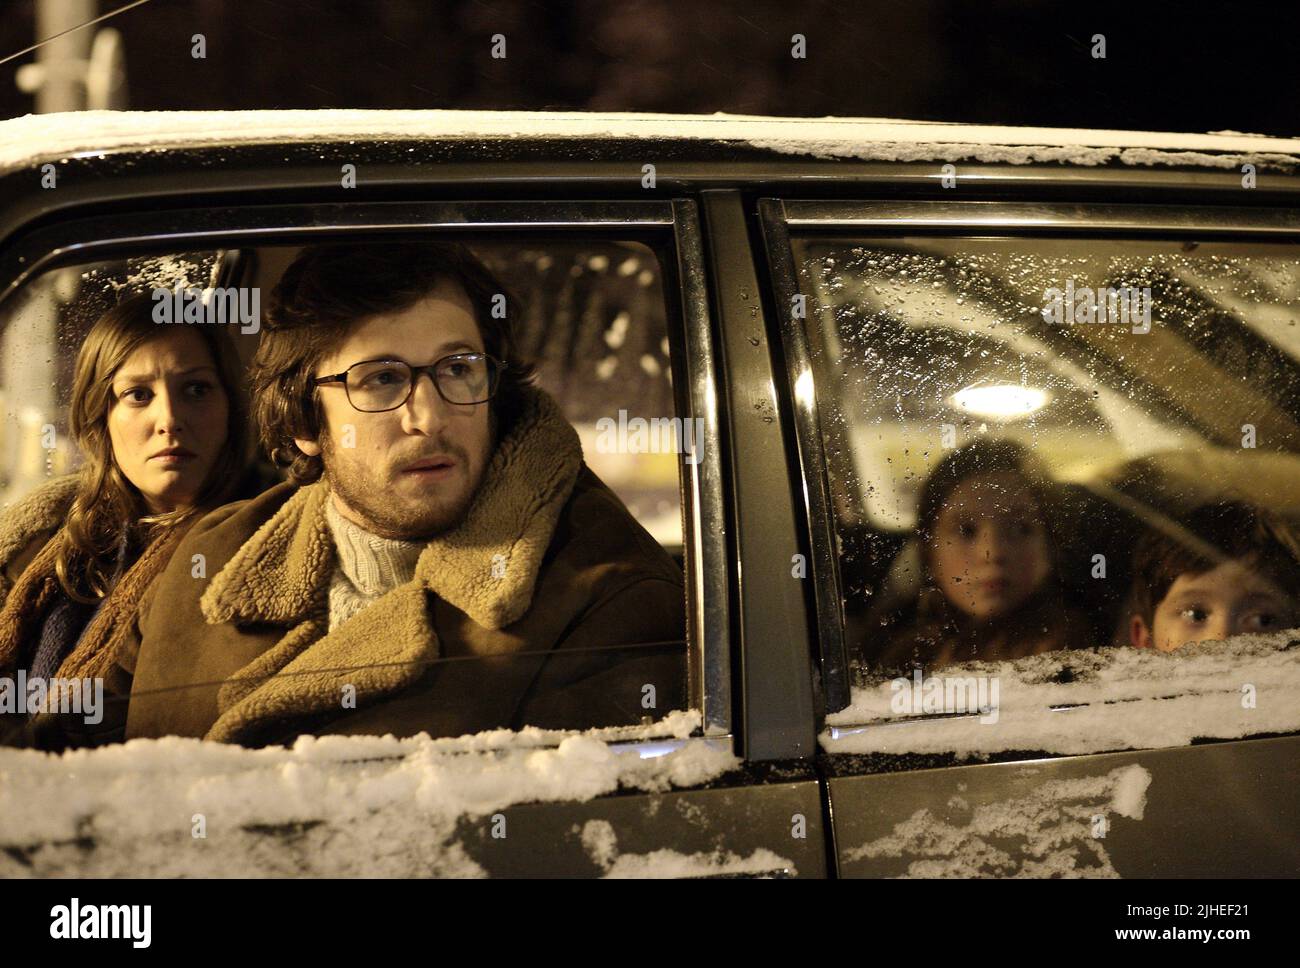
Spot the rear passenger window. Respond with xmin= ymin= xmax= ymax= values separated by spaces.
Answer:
xmin=782 ymin=230 xmax=1300 ymax=755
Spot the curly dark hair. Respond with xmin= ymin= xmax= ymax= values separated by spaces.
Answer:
xmin=251 ymin=242 xmax=537 ymax=484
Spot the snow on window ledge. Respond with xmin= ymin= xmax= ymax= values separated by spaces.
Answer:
xmin=0 ymin=709 xmax=740 ymax=878
xmin=824 ymin=632 xmax=1300 ymax=759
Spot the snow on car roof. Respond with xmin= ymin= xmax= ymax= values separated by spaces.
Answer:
xmin=2 ymin=109 xmax=1300 ymax=176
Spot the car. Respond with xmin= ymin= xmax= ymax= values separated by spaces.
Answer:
xmin=0 ymin=111 xmax=1297 ymax=878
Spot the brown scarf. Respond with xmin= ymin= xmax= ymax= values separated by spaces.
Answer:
xmin=0 ymin=523 xmax=189 ymax=683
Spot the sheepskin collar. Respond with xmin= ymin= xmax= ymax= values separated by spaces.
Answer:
xmin=0 ymin=475 xmax=80 ymax=595
xmin=201 ymin=386 xmax=584 ymax=633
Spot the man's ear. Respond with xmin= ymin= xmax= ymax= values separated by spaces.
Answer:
xmin=293 ymin=437 xmax=322 ymax=457
xmin=1130 ymin=614 xmax=1153 ymax=649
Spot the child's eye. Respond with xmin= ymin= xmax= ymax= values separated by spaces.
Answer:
xmin=1179 ymin=607 xmax=1208 ymax=623
xmin=185 ymin=380 xmax=215 ymax=399
xmin=120 ymin=387 xmax=151 ymax=405
xmin=1244 ymin=611 xmax=1289 ymax=631
xmin=957 ymin=522 xmax=977 ymax=539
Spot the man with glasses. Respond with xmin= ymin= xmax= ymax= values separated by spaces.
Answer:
xmin=123 ymin=243 xmax=686 ymax=746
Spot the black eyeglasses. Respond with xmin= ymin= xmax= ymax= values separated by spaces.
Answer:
xmin=312 ymin=354 xmax=503 ymax=413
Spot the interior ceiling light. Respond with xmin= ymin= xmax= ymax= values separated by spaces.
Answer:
xmin=949 ymin=384 xmax=1050 ymax=421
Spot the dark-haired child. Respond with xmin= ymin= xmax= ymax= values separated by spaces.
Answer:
xmin=1129 ymin=501 xmax=1300 ymax=651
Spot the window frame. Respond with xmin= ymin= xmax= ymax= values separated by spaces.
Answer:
xmin=759 ymin=197 xmax=1300 ymax=715
xmin=0 ymin=197 xmax=733 ymax=741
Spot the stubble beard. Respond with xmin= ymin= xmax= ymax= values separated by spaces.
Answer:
xmin=320 ymin=432 xmax=485 ymax=541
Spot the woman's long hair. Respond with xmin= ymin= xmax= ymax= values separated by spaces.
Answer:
xmin=54 ymin=294 xmax=251 ymax=602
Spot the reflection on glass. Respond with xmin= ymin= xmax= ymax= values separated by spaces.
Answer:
xmin=793 ymin=236 xmax=1300 ymax=673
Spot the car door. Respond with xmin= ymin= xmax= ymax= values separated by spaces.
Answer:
xmin=759 ymin=195 xmax=1300 ymax=877
xmin=0 ymin=173 xmax=828 ymax=877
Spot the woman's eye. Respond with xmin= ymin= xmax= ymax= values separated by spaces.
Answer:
xmin=186 ymin=380 xmax=215 ymax=398
xmin=957 ymin=523 xmax=977 ymax=539
xmin=121 ymin=387 xmax=151 ymax=404
xmin=1179 ymin=607 xmax=1208 ymax=623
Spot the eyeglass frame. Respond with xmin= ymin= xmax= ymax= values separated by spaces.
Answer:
xmin=311 ymin=352 xmax=506 ymax=412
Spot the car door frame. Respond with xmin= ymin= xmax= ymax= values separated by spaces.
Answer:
xmin=757 ymin=195 xmax=1300 ymax=876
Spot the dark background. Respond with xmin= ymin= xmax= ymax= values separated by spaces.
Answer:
xmin=1 ymin=0 xmax=1296 ymax=134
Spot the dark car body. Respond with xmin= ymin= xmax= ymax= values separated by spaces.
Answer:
xmin=0 ymin=112 xmax=1297 ymax=877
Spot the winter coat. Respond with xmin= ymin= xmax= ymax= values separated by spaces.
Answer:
xmin=125 ymin=388 xmax=687 ymax=746
xmin=871 ymin=582 xmax=1090 ymax=673
xmin=0 ymin=475 xmax=194 ymax=749
xmin=0 ymin=474 xmax=80 ymax=606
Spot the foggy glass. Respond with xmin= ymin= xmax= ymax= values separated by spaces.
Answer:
xmin=792 ymin=237 xmax=1300 ymax=670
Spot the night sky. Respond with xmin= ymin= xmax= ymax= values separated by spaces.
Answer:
xmin=1 ymin=0 xmax=1297 ymax=136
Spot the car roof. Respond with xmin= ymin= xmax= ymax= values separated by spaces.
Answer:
xmin=4 ymin=109 xmax=1300 ymax=177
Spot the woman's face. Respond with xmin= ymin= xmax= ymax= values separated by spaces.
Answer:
xmin=928 ymin=470 xmax=1052 ymax=622
xmin=107 ymin=328 xmax=230 ymax=514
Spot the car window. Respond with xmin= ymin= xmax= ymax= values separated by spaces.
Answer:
xmin=787 ymin=234 xmax=1300 ymax=752
xmin=0 ymin=237 xmax=693 ymax=746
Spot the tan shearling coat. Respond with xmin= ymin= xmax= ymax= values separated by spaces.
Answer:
xmin=0 ymin=474 xmax=80 ymax=605
xmin=0 ymin=475 xmax=195 ymax=750
xmin=125 ymin=388 xmax=687 ymax=746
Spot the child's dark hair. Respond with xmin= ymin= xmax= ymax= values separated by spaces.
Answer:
xmin=1130 ymin=501 xmax=1300 ymax=626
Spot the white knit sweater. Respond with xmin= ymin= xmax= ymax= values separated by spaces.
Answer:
xmin=324 ymin=497 xmax=424 ymax=631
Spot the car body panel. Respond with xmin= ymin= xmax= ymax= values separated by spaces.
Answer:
xmin=453 ymin=763 xmax=827 ymax=878
xmin=826 ymin=735 xmax=1300 ymax=878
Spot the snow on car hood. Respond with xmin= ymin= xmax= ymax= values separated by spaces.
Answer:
xmin=2 ymin=110 xmax=1300 ymax=176
xmin=0 ymin=709 xmax=739 ymax=877
xmin=825 ymin=632 xmax=1300 ymax=758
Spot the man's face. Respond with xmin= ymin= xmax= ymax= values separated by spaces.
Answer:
xmin=295 ymin=281 xmax=494 ymax=540
xmin=1132 ymin=556 xmax=1298 ymax=652
xmin=928 ymin=471 xmax=1052 ymax=622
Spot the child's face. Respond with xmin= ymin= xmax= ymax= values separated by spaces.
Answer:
xmin=1132 ymin=556 xmax=1299 ymax=651
xmin=928 ymin=471 xmax=1052 ymax=622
